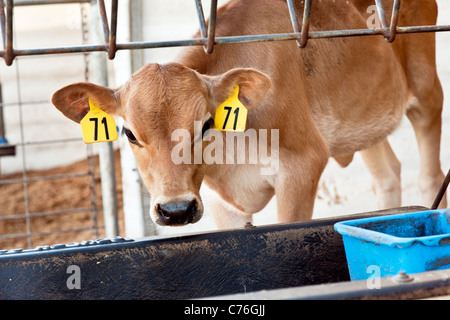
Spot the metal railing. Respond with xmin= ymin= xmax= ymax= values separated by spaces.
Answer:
xmin=0 ymin=0 xmax=449 ymax=66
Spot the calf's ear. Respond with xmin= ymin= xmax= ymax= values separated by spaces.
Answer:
xmin=205 ymin=68 xmax=271 ymax=112
xmin=51 ymin=82 xmax=120 ymax=123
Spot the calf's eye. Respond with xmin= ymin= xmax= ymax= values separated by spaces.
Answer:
xmin=122 ymin=127 xmax=138 ymax=145
xmin=202 ymin=118 xmax=214 ymax=138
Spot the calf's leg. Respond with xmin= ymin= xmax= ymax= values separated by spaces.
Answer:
xmin=406 ymin=79 xmax=447 ymax=208
xmin=275 ymin=147 xmax=328 ymax=222
xmin=360 ymin=139 xmax=402 ymax=209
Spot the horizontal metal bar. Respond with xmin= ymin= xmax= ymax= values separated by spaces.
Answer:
xmin=0 ymin=101 xmax=49 ymax=108
xmin=8 ymin=43 xmax=108 ymax=56
xmin=0 ymin=171 xmax=95 ymax=185
xmin=0 ymin=225 xmax=99 ymax=241
xmin=2 ymin=24 xmax=449 ymax=62
xmin=11 ymin=0 xmax=91 ymax=6
xmin=0 ymin=143 xmax=15 ymax=156
xmin=396 ymin=25 xmax=450 ymax=34
xmin=0 ymin=206 xmax=102 ymax=221
xmin=16 ymin=137 xmax=81 ymax=146
xmin=214 ymin=24 xmax=450 ymax=42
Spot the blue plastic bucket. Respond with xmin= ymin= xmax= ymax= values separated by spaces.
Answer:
xmin=334 ymin=209 xmax=450 ymax=281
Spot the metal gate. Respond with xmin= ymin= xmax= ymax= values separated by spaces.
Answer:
xmin=1 ymin=0 xmax=450 ymax=64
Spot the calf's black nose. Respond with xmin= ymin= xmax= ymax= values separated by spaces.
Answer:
xmin=156 ymin=199 xmax=197 ymax=226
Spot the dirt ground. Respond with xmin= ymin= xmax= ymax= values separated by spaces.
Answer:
xmin=0 ymin=150 xmax=125 ymax=250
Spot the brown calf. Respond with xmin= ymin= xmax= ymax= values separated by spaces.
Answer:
xmin=52 ymin=0 xmax=446 ymax=228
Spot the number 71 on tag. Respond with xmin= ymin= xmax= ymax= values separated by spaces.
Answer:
xmin=214 ymin=85 xmax=248 ymax=132
xmin=80 ymin=99 xmax=118 ymax=144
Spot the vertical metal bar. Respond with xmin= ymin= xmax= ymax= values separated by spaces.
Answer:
xmin=14 ymin=60 xmax=32 ymax=248
xmin=286 ymin=0 xmax=301 ymax=34
xmin=86 ymin=145 xmax=100 ymax=238
xmin=98 ymin=0 xmax=117 ymax=59
xmin=81 ymin=2 xmax=100 ymax=239
xmin=286 ymin=0 xmax=310 ymax=48
xmin=205 ymin=0 xmax=217 ymax=54
xmin=374 ymin=0 xmax=388 ymax=29
xmin=431 ymin=169 xmax=450 ymax=210
xmin=0 ymin=84 xmax=5 ymax=140
xmin=98 ymin=140 xmax=119 ymax=237
xmin=97 ymin=0 xmax=109 ymax=44
xmin=121 ymin=0 xmax=156 ymax=237
xmin=90 ymin=0 xmax=119 ymax=238
xmin=108 ymin=0 xmax=118 ymax=59
xmin=388 ymin=0 xmax=400 ymax=42
xmin=0 ymin=0 xmax=6 ymax=48
xmin=130 ymin=0 xmax=143 ymax=72
xmin=194 ymin=0 xmax=207 ymax=39
xmin=299 ymin=0 xmax=311 ymax=48
xmin=5 ymin=0 xmax=14 ymax=66
xmin=0 ymin=81 xmax=14 ymax=154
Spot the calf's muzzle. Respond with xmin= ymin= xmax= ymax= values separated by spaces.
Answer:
xmin=155 ymin=199 xmax=199 ymax=226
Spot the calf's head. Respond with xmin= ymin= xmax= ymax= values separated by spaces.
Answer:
xmin=52 ymin=63 xmax=270 ymax=226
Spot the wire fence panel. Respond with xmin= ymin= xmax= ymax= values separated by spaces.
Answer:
xmin=0 ymin=2 xmax=107 ymax=249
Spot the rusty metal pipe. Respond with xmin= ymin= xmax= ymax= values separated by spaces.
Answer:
xmin=4 ymin=0 xmax=13 ymax=66
xmin=286 ymin=0 xmax=303 ymax=48
xmin=0 ymin=0 xmax=448 ymax=65
xmin=299 ymin=0 xmax=311 ymax=48
xmin=194 ymin=0 xmax=207 ymax=39
xmin=108 ymin=0 xmax=118 ymax=59
xmin=374 ymin=0 xmax=388 ymax=29
xmin=0 ymin=0 xmax=6 ymax=48
xmin=205 ymin=0 xmax=217 ymax=54
xmin=97 ymin=0 xmax=110 ymax=45
xmin=388 ymin=0 xmax=401 ymax=42
xmin=286 ymin=0 xmax=311 ymax=48
xmin=13 ymin=0 xmax=91 ymax=5
xmin=1 ymin=24 xmax=450 ymax=64
xmin=286 ymin=0 xmax=300 ymax=34
xmin=431 ymin=169 xmax=450 ymax=210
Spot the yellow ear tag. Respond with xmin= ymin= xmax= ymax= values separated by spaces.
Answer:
xmin=80 ymin=99 xmax=118 ymax=144
xmin=214 ymin=85 xmax=248 ymax=132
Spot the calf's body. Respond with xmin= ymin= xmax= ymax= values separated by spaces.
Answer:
xmin=52 ymin=0 xmax=446 ymax=229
